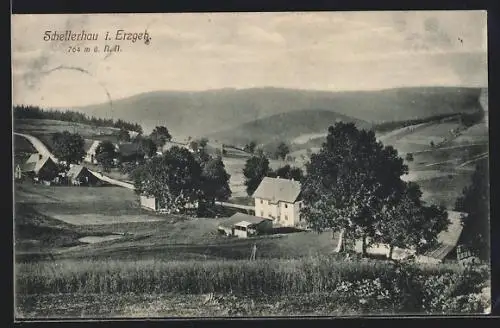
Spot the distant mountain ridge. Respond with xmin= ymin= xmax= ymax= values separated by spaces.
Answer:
xmin=70 ymin=87 xmax=484 ymax=140
xmin=209 ymin=109 xmax=371 ymax=146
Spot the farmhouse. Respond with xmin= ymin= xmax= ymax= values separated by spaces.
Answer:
xmin=22 ymin=153 xmax=59 ymax=182
xmin=66 ymin=164 xmax=100 ymax=186
xmin=417 ymin=211 xmax=469 ymax=264
xmin=218 ymin=212 xmax=273 ymax=238
xmin=252 ymin=177 xmax=303 ymax=227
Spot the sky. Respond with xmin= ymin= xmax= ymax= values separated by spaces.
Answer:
xmin=11 ymin=11 xmax=488 ymax=108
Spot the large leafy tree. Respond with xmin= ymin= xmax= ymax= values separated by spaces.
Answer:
xmin=95 ymin=140 xmax=117 ymax=172
xmin=275 ymin=142 xmax=290 ymax=161
xmin=243 ymin=154 xmax=271 ymax=196
xmin=244 ymin=141 xmax=257 ymax=154
xmin=300 ymin=122 xmax=408 ymax=256
xmin=455 ymin=159 xmax=489 ymax=260
xmin=135 ymin=136 xmax=157 ymax=158
xmin=118 ymin=128 xmax=131 ymax=142
xmin=374 ymin=182 xmax=449 ymax=259
xmin=274 ymin=164 xmax=304 ymax=182
xmin=150 ymin=126 xmax=172 ymax=147
xmin=132 ymin=146 xmax=203 ymax=213
xmin=51 ymin=131 xmax=85 ymax=167
xmin=199 ymin=156 xmax=232 ymax=215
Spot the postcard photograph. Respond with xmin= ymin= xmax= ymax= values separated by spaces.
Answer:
xmin=12 ymin=11 xmax=490 ymax=318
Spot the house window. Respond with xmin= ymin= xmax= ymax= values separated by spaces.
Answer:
xmin=284 ymin=204 xmax=288 ymax=208
xmin=260 ymin=210 xmax=264 ymax=217
xmin=260 ymin=199 xmax=263 ymax=204
xmin=285 ymin=215 xmax=288 ymax=221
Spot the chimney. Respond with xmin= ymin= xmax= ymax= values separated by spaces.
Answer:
xmin=38 ymin=154 xmax=43 ymax=161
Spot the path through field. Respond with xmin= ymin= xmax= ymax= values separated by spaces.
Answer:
xmin=14 ymin=132 xmax=58 ymax=163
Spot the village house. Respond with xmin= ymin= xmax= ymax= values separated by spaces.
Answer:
xmin=416 ymin=210 xmax=471 ymax=264
xmin=22 ymin=153 xmax=59 ymax=183
xmin=218 ymin=212 xmax=273 ymax=238
xmin=66 ymin=164 xmax=101 ymax=186
xmin=252 ymin=177 xmax=303 ymax=227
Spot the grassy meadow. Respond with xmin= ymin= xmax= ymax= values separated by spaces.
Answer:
xmin=15 ymin=256 xmax=490 ymax=317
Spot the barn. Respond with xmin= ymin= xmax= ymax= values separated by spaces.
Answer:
xmin=218 ymin=212 xmax=273 ymax=238
xmin=66 ymin=165 xmax=101 ymax=186
xmin=416 ymin=211 xmax=468 ymax=264
xmin=22 ymin=153 xmax=59 ymax=182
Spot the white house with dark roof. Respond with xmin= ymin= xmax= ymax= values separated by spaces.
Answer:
xmin=252 ymin=177 xmax=303 ymax=227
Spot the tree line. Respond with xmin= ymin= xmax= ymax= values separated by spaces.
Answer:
xmin=13 ymin=105 xmax=143 ymax=133
xmin=373 ymin=110 xmax=485 ymax=133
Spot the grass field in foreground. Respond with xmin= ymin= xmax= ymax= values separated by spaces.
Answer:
xmin=15 ymin=257 xmax=490 ymax=317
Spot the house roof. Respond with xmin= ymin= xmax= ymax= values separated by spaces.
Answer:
xmin=252 ymin=177 xmax=301 ymax=203
xmin=422 ymin=211 xmax=465 ymax=261
xmin=23 ymin=154 xmax=55 ymax=174
xmin=22 ymin=162 xmax=37 ymax=172
xmin=234 ymin=221 xmax=255 ymax=228
xmin=220 ymin=212 xmax=271 ymax=228
xmin=26 ymin=153 xmax=42 ymax=164
xmin=67 ymin=165 xmax=87 ymax=179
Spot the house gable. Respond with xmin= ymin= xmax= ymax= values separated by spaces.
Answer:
xmin=252 ymin=177 xmax=301 ymax=204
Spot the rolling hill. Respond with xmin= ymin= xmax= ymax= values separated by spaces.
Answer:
xmin=209 ymin=109 xmax=371 ymax=146
xmin=71 ymin=87 xmax=484 ymax=140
